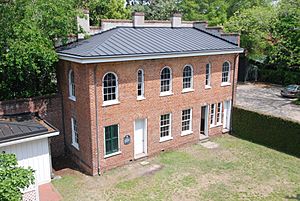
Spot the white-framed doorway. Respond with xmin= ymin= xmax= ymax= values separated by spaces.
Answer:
xmin=200 ymin=105 xmax=209 ymax=139
xmin=223 ymin=100 xmax=232 ymax=131
xmin=134 ymin=118 xmax=147 ymax=159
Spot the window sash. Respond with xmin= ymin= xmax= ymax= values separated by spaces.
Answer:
xmin=69 ymin=71 xmax=75 ymax=97
xmin=71 ymin=117 xmax=79 ymax=147
xmin=137 ymin=70 xmax=144 ymax=97
xmin=105 ymin=125 xmax=119 ymax=155
xmin=205 ymin=64 xmax=211 ymax=86
xmin=210 ymin=104 xmax=216 ymax=125
xmin=182 ymin=109 xmax=192 ymax=131
xmin=216 ymin=103 xmax=222 ymax=124
xmin=103 ymin=73 xmax=117 ymax=102
xmin=160 ymin=114 xmax=171 ymax=138
xmin=222 ymin=62 xmax=230 ymax=83
xmin=160 ymin=68 xmax=171 ymax=92
xmin=183 ymin=66 xmax=192 ymax=89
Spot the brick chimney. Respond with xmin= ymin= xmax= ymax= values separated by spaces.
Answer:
xmin=132 ymin=12 xmax=145 ymax=27
xmin=171 ymin=13 xmax=182 ymax=28
xmin=77 ymin=9 xmax=90 ymax=39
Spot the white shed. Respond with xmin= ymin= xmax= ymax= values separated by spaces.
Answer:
xmin=0 ymin=114 xmax=59 ymax=200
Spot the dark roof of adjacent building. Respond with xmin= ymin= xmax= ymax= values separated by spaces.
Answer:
xmin=57 ymin=27 xmax=243 ymax=58
xmin=0 ymin=114 xmax=57 ymax=144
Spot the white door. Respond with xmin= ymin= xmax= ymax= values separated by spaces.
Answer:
xmin=134 ymin=119 xmax=147 ymax=158
xmin=223 ymin=100 xmax=232 ymax=130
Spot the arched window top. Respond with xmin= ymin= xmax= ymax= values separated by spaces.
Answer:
xmin=68 ymin=69 xmax=76 ymax=100
xmin=102 ymin=72 xmax=118 ymax=103
xmin=222 ymin=61 xmax=231 ymax=83
xmin=183 ymin=65 xmax=193 ymax=90
xmin=160 ymin=66 xmax=172 ymax=93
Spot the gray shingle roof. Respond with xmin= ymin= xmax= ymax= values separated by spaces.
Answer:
xmin=58 ymin=27 xmax=242 ymax=58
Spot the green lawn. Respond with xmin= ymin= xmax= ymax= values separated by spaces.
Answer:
xmin=53 ymin=135 xmax=300 ymax=201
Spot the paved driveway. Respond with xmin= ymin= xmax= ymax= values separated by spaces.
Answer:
xmin=236 ymin=83 xmax=300 ymax=123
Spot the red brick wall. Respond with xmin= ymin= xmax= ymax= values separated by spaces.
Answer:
xmin=58 ymin=54 xmax=239 ymax=175
xmin=0 ymin=95 xmax=64 ymax=157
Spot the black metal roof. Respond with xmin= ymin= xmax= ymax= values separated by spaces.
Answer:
xmin=57 ymin=27 xmax=242 ymax=58
xmin=0 ymin=114 xmax=54 ymax=144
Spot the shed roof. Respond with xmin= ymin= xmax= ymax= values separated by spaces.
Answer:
xmin=0 ymin=114 xmax=57 ymax=144
xmin=57 ymin=27 xmax=243 ymax=60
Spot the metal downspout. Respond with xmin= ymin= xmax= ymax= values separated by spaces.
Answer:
xmin=94 ymin=65 xmax=101 ymax=175
xmin=230 ymin=54 xmax=239 ymax=133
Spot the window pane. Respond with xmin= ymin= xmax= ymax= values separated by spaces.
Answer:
xmin=105 ymin=125 xmax=119 ymax=155
xmin=103 ymin=73 xmax=117 ymax=101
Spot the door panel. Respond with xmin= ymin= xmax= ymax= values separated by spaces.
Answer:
xmin=134 ymin=119 xmax=146 ymax=156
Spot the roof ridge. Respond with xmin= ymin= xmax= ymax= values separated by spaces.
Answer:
xmin=193 ymin=27 xmax=238 ymax=46
xmin=85 ymin=27 xmax=121 ymax=56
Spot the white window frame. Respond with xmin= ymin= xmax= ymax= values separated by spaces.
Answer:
xmin=137 ymin=69 xmax=145 ymax=100
xmin=216 ymin=102 xmax=222 ymax=125
xmin=68 ymin=70 xmax=76 ymax=101
xmin=181 ymin=108 xmax=193 ymax=136
xmin=221 ymin=61 xmax=231 ymax=86
xmin=160 ymin=66 xmax=173 ymax=96
xmin=182 ymin=65 xmax=194 ymax=93
xmin=210 ymin=103 xmax=216 ymax=127
xmin=159 ymin=113 xmax=173 ymax=142
xmin=205 ymin=63 xmax=211 ymax=89
xmin=102 ymin=72 xmax=120 ymax=106
xmin=71 ymin=117 xmax=79 ymax=150
xmin=103 ymin=124 xmax=121 ymax=158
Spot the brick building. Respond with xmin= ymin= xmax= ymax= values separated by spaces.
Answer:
xmin=57 ymin=13 xmax=243 ymax=175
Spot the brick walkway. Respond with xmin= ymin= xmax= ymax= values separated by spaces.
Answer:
xmin=39 ymin=183 xmax=61 ymax=201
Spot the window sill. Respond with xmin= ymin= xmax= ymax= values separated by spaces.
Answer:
xmin=137 ymin=96 xmax=146 ymax=101
xmin=72 ymin=143 xmax=79 ymax=150
xmin=69 ymin=96 xmax=76 ymax=101
xmin=181 ymin=88 xmax=194 ymax=93
xmin=159 ymin=136 xmax=173 ymax=143
xmin=102 ymin=100 xmax=120 ymax=107
xmin=160 ymin=92 xmax=174 ymax=97
xmin=205 ymin=85 xmax=212 ymax=90
xmin=221 ymin=82 xmax=231 ymax=87
xmin=181 ymin=130 xmax=193 ymax=136
xmin=104 ymin=151 xmax=121 ymax=159
xmin=210 ymin=124 xmax=222 ymax=128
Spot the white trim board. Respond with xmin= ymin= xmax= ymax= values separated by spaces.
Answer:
xmin=0 ymin=131 xmax=59 ymax=148
xmin=58 ymin=49 xmax=244 ymax=64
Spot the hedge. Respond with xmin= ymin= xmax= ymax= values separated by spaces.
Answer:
xmin=232 ymin=107 xmax=300 ymax=158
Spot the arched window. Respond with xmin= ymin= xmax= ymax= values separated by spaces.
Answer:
xmin=160 ymin=67 xmax=172 ymax=93
xmin=183 ymin=65 xmax=193 ymax=90
xmin=137 ymin=69 xmax=144 ymax=98
xmin=103 ymin=72 xmax=118 ymax=102
xmin=68 ymin=70 xmax=76 ymax=100
xmin=222 ymin=61 xmax=230 ymax=83
xmin=205 ymin=63 xmax=211 ymax=86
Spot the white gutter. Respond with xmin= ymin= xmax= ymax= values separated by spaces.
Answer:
xmin=0 ymin=131 xmax=59 ymax=148
xmin=58 ymin=49 xmax=244 ymax=64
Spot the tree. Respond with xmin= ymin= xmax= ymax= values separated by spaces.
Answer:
xmin=0 ymin=153 xmax=34 ymax=201
xmin=85 ymin=0 xmax=130 ymax=25
xmin=269 ymin=0 xmax=300 ymax=69
xmin=0 ymin=0 xmax=79 ymax=100
xmin=224 ymin=6 xmax=276 ymax=60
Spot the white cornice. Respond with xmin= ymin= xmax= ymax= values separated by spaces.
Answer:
xmin=57 ymin=49 xmax=244 ymax=64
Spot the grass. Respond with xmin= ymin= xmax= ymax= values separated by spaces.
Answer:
xmin=53 ymin=135 xmax=300 ymax=201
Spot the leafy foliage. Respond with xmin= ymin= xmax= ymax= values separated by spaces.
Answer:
xmin=0 ymin=153 xmax=34 ymax=201
xmin=0 ymin=0 xmax=79 ymax=100
xmin=224 ymin=6 xmax=276 ymax=59
xmin=82 ymin=0 xmax=130 ymax=25
xmin=269 ymin=0 xmax=300 ymax=68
